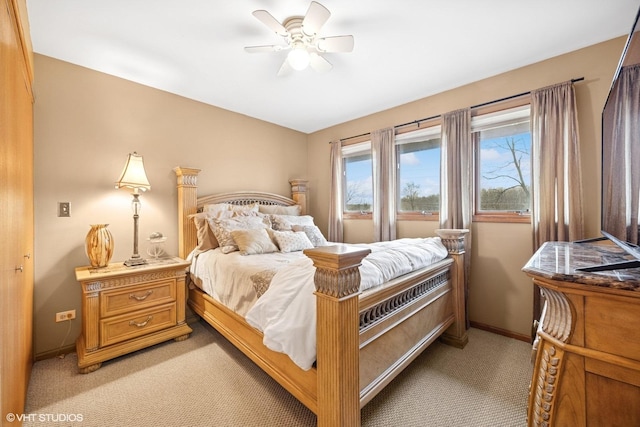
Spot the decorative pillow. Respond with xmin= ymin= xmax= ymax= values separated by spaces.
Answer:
xmin=270 ymin=214 xmax=315 ymax=231
xmin=258 ymin=204 xmax=301 ymax=216
xmin=230 ymin=228 xmax=279 ymax=256
xmin=272 ymin=230 xmax=314 ymax=253
xmin=208 ymin=216 xmax=270 ymax=254
xmin=292 ymin=225 xmax=329 ymax=247
xmin=189 ymin=210 xmax=234 ymax=253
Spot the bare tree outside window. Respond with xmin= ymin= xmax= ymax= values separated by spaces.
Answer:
xmin=402 ymin=182 xmax=421 ymax=210
xmin=479 ymin=133 xmax=531 ymax=212
xmin=399 ymin=181 xmax=440 ymax=212
xmin=345 ymin=180 xmax=372 ymax=212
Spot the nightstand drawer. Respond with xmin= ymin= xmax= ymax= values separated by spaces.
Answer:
xmin=100 ymin=303 xmax=177 ymax=347
xmin=100 ymin=280 xmax=176 ymax=317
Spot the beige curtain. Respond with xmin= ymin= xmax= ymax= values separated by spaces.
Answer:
xmin=371 ymin=127 xmax=397 ymax=241
xmin=531 ymin=81 xmax=584 ymax=323
xmin=328 ymin=140 xmax=344 ymax=242
xmin=440 ymin=108 xmax=473 ymax=231
xmin=531 ymin=81 xmax=584 ymax=249
xmin=440 ymin=108 xmax=472 ymax=328
xmin=602 ymin=64 xmax=640 ymax=244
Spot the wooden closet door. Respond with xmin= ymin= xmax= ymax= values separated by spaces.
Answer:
xmin=1 ymin=0 xmax=34 ymax=424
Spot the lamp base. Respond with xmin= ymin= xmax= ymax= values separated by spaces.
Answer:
xmin=124 ymin=257 xmax=147 ymax=267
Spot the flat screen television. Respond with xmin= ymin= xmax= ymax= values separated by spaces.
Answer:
xmin=602 ymin=6 xmax=640 ymax=239
xmin=578 ymin=5 xmax=640 ymax=272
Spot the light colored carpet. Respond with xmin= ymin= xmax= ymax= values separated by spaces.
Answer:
xmin=24 ymin=321 xmax=532 ymax=426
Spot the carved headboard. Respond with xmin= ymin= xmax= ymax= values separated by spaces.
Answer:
xmin=173 ymin=167 xmax=308 ymax=259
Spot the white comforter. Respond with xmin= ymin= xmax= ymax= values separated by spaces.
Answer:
xmin=245 ymin=237 xmax=448 ymax=370
xmin=189 ymin=248 xmax=305 ymax=316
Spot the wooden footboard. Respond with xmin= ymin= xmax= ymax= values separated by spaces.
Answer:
xmin=174 ymin=167 xmax=468 ymax=427
xmin=358 ymin=258 xmax=459 ymax=406
xmin=305 ymin=234 xmax=467 ymax=426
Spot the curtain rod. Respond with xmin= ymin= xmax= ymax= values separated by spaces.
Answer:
xmin=336 ymin=77 xmax=584 ymax=143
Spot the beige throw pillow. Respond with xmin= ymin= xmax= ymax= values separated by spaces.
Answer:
xmin=230 ymin=228 xmax=279 ymax=256
xmin=190 ymin=210 xmax=234 ymax=253
xmin=208 ymin=216 xmax=270 ymax=254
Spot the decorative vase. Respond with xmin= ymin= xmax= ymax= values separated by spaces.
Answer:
xmin=85 ymin=224 xmax=114 ymax=268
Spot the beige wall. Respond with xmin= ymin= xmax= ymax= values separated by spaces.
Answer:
xmin=32 ymin=54 xmax=307 ymax=358
xmin=307 ymin=37 xmax=626 ymax=338
xmin=33 ymin=36 xmax=625 ymax=357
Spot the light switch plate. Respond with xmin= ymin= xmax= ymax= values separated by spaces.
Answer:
xmin=58 ymin=202 xmax=70 ymax=217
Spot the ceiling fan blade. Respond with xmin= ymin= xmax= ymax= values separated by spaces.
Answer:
xmin=277 ymin=58 xmax=293 ymax=77
xmin=309 ymin=52 xmax=332 ymax=73
xmin=302 ymin=1 xmax=330 ymax=36
xmin=316 ymin=35 xmax=354 ymax=53
xmin=244 ymin=45 xmax=286 ymax=53
xmin=252 ymin=10 xmax=288 ymax=36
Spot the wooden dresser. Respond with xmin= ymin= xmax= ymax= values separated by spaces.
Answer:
xmin=523 ymin=241 xmax=640 ymax=426
xmin=75 ymin=257 xmax=192 ymax=373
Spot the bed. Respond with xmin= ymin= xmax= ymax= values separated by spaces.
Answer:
xmin=174 ymin=167 xmax=469 ymax=427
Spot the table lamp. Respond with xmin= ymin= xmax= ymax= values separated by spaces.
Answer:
xmin=115 ymin=152 xmax=151 ymax=266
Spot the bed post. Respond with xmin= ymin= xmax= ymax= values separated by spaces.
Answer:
xmin=303 ymin=245 xmax=371 ymax=427
xmin=436 ymin=229 xmax=469 ymax=348
xmin=173 ymin=167 xmax=200 ymax=259
xmin=289 ymin=179 xmax=308 ymax=215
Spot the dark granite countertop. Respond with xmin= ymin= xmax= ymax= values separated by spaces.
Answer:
xmin=522 ymin=241 xmax=640 ymax=292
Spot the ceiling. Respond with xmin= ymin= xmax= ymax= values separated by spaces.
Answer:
xmin=27 ymin=1 xmax=639 ymax=134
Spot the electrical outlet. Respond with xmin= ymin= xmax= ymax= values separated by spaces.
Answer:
xmin=55 ymin=310 xmax=76 ymax=322
xmin=58 ymin=202 xmax=70 ymax=217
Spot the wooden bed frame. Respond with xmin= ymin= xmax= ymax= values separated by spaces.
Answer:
xmin=174 ymin=167 xmax=468 ymax=427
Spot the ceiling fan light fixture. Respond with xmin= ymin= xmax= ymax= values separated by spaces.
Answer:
xmin=288 ymin=46 xmax=310 ymax=71
xmin=246 ymin=2 xmax=353 ymax=76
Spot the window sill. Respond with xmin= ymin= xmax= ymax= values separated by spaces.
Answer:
xmin=343 ymin=212 xmax=373 ymax=220
xmin=473 ymin=213 xmax=531 ymax=224
xmin=397 ymin=212 xmax=439 ymax=221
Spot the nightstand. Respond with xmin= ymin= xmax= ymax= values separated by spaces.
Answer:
xmin=75 ymin=257 xmax=192 ymax=373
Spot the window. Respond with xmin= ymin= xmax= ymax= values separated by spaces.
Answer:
xmin=342 ymin=142 xmax=373 ymax=214
xmin=472 ymin=105 xmax=531 ymax=220
xmin=396 ymin=126 xmax=441 ymax=219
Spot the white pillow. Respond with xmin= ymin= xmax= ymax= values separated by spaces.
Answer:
xmin=270 ymin=215 xmax=315 ymax=231
xmin=258 ymin=204 xmax=301 ymax=216
xmin=202 ymin=202 xmax=259 ymax=214
xmin=272 ymin=230 xmax=314 ymax=253
xmin=230 ymin=228 xmax=279 ymax=256
xmin=291 ymin=224 xmax=329 ymax=247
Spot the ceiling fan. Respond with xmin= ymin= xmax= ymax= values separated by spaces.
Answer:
xmin=244 ymin=1 xmax=354 ymax=76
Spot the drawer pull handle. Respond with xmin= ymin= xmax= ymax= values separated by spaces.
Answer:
xmin=129 ymin=290 xmax=153 ymax=301
xmin=129 ymin=316 xmax=153 ymax=328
